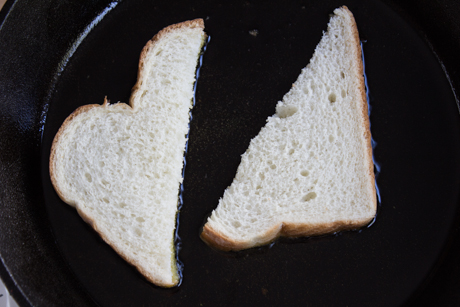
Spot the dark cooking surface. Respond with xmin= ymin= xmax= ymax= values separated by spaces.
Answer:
xmin=1 ymin=0 xmax=460 ymax=306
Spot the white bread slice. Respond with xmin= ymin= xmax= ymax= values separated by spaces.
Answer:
xmin=49 ymin=19 xmax=206 ymax=287
xmin=201 ymin=7 xmax=376 ymax=251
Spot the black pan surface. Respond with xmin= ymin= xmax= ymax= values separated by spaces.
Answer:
xmin=1 ymin=0 xmax=460 ymax=306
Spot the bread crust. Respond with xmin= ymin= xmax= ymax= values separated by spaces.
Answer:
xmin=201 ymin=217 xmax=374 ymax=252
xmin=201 ymin=223 xmax=283 ymax=252
xmin=200 ymin=7 xmax=377 ymax=252
xmin=343 ymin=6 xmax=377 ymax=215
xmin=49 ymin=19 xmax=204 ymax=287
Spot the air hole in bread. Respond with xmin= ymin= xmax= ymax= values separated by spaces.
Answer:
xmin=341 ymin=89 xmax=346 ymax=98
xmin=303 ymin=88 xmax=309 ymax=95
xmin=302 ymin=192 xmax=317 ymax=202
xmin=329 ymin=135 xmax=334 ymax=142
xmin=276 ymin=105 xmax=298 ymax=118
xmin=270 ymin=164 xmax=276 ymax=169
xmin=102 ymin=197 xmax=109 ymax=203
xmin=85 ymin=173 xmax=92 ymax=182
xmin=119 ymin=203 xmax=127 ymax=209
xmin=328 ymin=93 xmax=337 ymax=103
xmin=259 ymin=173 xmax=265 ymax=180
xmin=232 ymin=221 xmax=242 ymax=228
xmin=134 ymin=228 xmax=142 ymax=237
xmin=300 ymin=170 xmax=309 ymax=177
xmin=288 ymin=149 xmax=295 ymax=155
xmin=340 ymin=71 xmax=345 ymax=79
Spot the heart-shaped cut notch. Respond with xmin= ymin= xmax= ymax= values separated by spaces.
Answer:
xmin=50 ymin=19 xmax=206 ymax=287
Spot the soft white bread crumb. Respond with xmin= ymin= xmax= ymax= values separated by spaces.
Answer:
xmin=201 ymin=7 xmax=376 ymax=251
xmin=50 ymin=19 xmax=206 ymax=287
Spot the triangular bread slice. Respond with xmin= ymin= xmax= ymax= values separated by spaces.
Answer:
xmin=201 ymin=7 xmax=376 ymax=251
xmin=50 ymin=19 xmax=206 ymax=287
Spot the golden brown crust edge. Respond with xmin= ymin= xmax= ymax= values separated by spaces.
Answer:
xmin=49 ymin=19 xmax=205 ymax=287
xmin=341 ymin=6 xmax=377 ymax=213
xmin=201 ymin=223 xmax=282 ymax=252
xmin=200 ymin=8 xmax=376 ymax=252
xmin=201 ymin=224 xmax=245 ymax=252
xmin=201 ymin=216 xmax=375 ymax=252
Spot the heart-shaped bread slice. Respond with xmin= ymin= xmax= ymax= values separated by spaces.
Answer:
xmin=201 ymin=7 xmax=376 ymax=251
xmin=50 ymin=19 xmax=206 ymax=287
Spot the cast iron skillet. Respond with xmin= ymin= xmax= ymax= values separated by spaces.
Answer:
xmin=1 ymin=0 xmax=460 ymax=306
